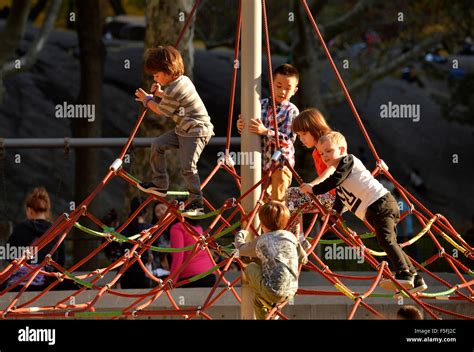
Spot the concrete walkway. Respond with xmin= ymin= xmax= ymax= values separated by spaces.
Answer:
xmin=1 ymin=271 xmax=472 ymax=319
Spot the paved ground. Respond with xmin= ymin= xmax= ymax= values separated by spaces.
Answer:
xmin=1 ymin=271 xmax=471 ymax=319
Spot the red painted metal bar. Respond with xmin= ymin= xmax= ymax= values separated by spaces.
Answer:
xmin=261 ymin=0 xmax=281 ymax=151
xmin=300 ymin=0 xmax=381 ymax=162
xmin=174 ymin=0 xmax=201 ymax=48
xmin=226 ymin=0 xmax=242 ymax=153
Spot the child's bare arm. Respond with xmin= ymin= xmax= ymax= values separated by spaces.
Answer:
xmin=135 ymin=88 xmax=165 ymax=115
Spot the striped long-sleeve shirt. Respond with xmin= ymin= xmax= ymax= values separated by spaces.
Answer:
xmin=157 ymin=75 xmax=214 ymax=137
xmin=260 ymin=98 xmax=298 ymax=171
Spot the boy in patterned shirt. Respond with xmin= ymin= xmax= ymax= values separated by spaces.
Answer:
xmin=237 ymin=64 xmax=299 ymax=202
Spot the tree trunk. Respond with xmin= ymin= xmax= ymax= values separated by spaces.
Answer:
xmin=0 ymin=0 xmax=32 ymax=101
xmin=293 ymin=2 xmax=325 ymax=112
xmin=0 ymin=0 xmax=31 ymax=63
xmin=144 ymin=0 xmax=195 ymax=78
xmin=73 ymin=0 xmax=105 ymax=268
xmin=2 ymin=0 xmax=62 ymax=78
xmin=109 ymin=0 xmax=126 ymax=15
xmin=292 ymin=2 xmax=328 ymax=182
xmin=126 ymin=0 xmax=195 ymax=214
xmin=29 ymin=0 xmax=48 ymax=21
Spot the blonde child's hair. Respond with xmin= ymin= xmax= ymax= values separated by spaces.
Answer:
xmin=292 ymin=108 xmax=332 ymax=141
xmin=318 ymin=131 xmax=347 ymax=151
xmin=258 ymin=201 xmax=290 ymax=232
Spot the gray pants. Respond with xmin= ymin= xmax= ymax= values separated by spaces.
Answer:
xmin=150 ymin=130 xmax=211 ymax=203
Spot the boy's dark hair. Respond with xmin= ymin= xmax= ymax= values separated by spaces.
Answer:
xmin=258 ymin=201 xmax=290 ymax=232
xmin=144 ymin=45 xmax=184 ymax=79
xmin=396 ymin=305 xmax=423 ymax=320
xmin=274 ymin=63 xmax=299 ymax=82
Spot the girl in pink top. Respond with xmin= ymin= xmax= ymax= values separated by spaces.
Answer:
xmin=170 ymin=219 xmax=216 ymax=287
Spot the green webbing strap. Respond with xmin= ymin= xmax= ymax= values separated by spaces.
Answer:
xmin=212 ymin=221 xmax=241 ymax=240
xmin=62 ymin=271 xmax=94 ymax=289
xmin=123 ymin=171 xmax=189 ymax=196
xmin=74 ymin=221 xmax=241 ymax=254
xmin=318 ymin=232 xmax=375 ymax=245
xmin=149 ymin=221 xmax=241 ymax=253
xmin=167 ymin=191 xmax=189 ymax=196
xmin=394 ymin=286 xmax=457 ymax=299
xmin=124 ymin=171 xmax=234 ymax=218
xmin=74 ymin=222 xmax=134 ymax=242
xmin=179 ymin=208 xmax=222 ymax=219
xmin=103 ymin=226 xmax=140 ymax=241
xmin=150 ymin=244 xmax=195 ymax=253
xmin=75 ymin=311 xmax=124 ymax=318
xmin=185 ymin=265 xmax=220 ymax=283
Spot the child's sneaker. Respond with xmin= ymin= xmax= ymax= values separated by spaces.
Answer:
xmin=410 ymin=274 xmax=428 ymax=294
xmin=137 ymin=182 xmax=167 ymax=197
xmin=181 ymin=200 xmax=205 ymax=217
xmin=394 ymin=274 xmax=428 ymax=298
xmin=380 ymin=271 xmax=414 ymax=291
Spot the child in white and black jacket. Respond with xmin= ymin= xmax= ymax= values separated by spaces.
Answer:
xmin=300 ymin=131 xmax=427 ymax=294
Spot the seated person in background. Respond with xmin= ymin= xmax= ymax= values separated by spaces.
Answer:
xmin=101 ymin=209 xmax=123 ymax=263
xmin=120 ymin=197 xmax=154 ymax=289
xmin=5 ymin=187 xmax=74 ymax=291
xmin=151 ymin=202 xmax=171 ymax=247
xmin=150 ymin=202 xmax=171 ymax=279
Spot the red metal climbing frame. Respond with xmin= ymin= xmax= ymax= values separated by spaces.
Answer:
xmin=0 ymin=0 xmax=472 ymax=320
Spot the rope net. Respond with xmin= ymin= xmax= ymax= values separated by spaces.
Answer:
xmin=0 ymin=0 xmax=472 ymax=320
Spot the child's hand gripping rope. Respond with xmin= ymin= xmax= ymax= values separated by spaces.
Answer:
xmin=135 ymin=88 xmax=154 ymax=107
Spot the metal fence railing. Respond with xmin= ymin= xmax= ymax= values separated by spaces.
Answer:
xmin=0 ymin=137 xmax=241 ymax=149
